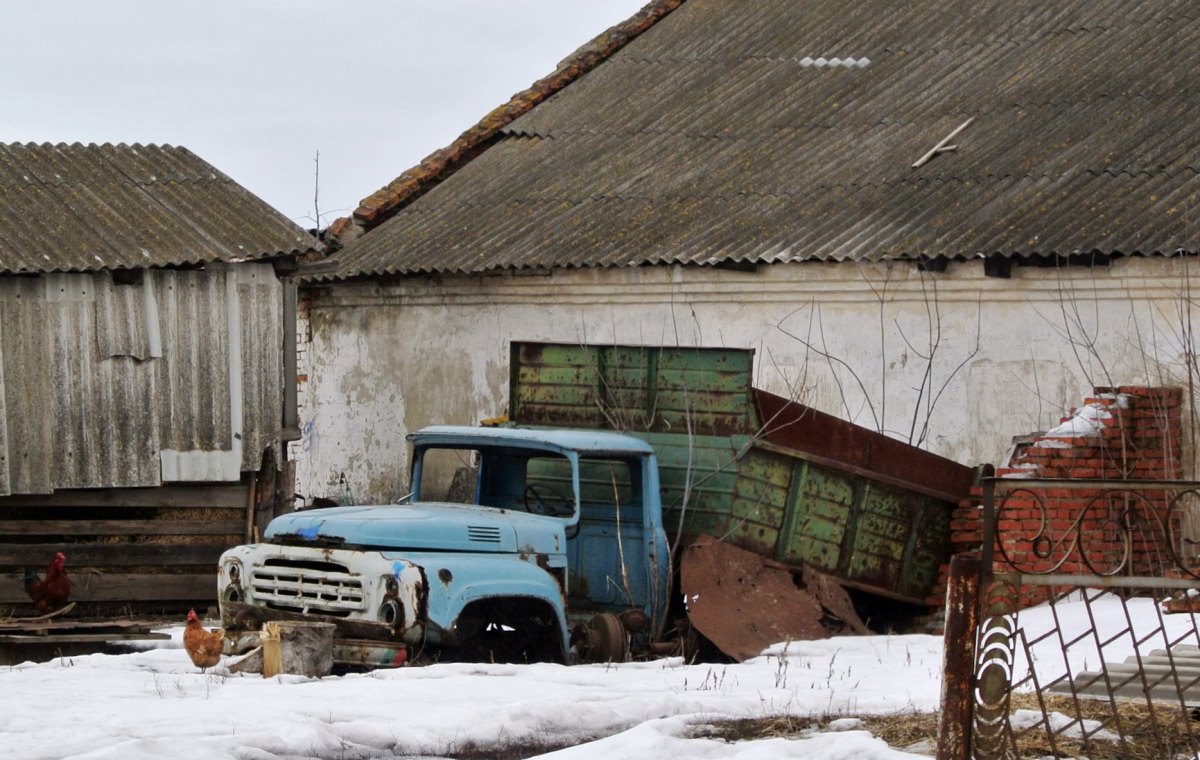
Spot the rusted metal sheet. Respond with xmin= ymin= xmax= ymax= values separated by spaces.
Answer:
xmin=656 ymin=435 xmax=952 ymax=604
xmin=802 ymin=566 xmax=869 ymax=635
xmin=509 ymin=342 xmax=754 ymax=437
xmin=755 ymin=388 xmax=975 ymax=503
xmin=681 ymin=534 xmax=829 ymax=661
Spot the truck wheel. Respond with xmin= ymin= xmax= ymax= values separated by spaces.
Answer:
xmin=584 ymin=612 xmax=628 ymax=663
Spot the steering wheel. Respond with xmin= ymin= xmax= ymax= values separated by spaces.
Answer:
xmin=523 ymin=483 xmax=573 ymax=517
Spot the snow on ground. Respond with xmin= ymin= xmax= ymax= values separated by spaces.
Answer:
xmin=0 ymin=593 xmax=1183 ymax=760
xmin=1 ymin=632 xmax=941 ymax=760
xmin=1012 ymin=592 xmax=1199 ymax=687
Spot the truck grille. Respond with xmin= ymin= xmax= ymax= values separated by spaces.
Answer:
xmin=250 ymin=559 xmax=367 ymax=615
xmin=468 ymin=525 xmax=502 ymax=543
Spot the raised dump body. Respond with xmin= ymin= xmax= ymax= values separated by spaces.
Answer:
xmin=508 ymin=342 xmax=976 ymax=606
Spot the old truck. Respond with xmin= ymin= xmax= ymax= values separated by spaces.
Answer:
xmin=218 ymin=343 xmax=976 ymax=666
xmin=219 ymin=425 xmax=672 ymax=666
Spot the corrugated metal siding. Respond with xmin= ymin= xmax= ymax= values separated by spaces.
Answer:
xmin=237 ymin=266 xmax=283 ymax=472
xmin=94 ymin=275 xmax=157 ymax=360
xmin=0 ymin=264 xmax=282 ymax=495
xmin=329 ymin=0 xmax=1200 ymax=277
xmin=0 ymin=321 xmax=7 ymax=496
xmin=155 ymin=270 xmax=232 ymax=455
xmin=0 ymin=280 xmax=54 ymax=493
xmin=48 ymin=276 xmax=160 ymax=489
xmin=0 ymin=143 xmax=315 ymax=275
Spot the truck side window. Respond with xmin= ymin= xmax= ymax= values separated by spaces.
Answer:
xmin=578 ymin=457 xmax=640 ymax=521
xmin=417 ymin=447 xmax=480 ymax=503
xmin=522 ymin=455 xmax=575 ymax=516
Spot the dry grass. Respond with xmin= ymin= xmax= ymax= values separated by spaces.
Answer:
xmin=701 ymin=692 xmax=1200 ymax=758
xmin=1001 ymin=692 xmax=1198 ymax=760
xmin=142 ymin=507 xmax=242 ymax=545
xmin=702 ymin=711 xmax=937 ymax=750
xmin=397 ymin=732 xmax=604 ymax=759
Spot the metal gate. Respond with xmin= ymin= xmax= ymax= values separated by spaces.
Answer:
xmin=942 ymin=477 xmax=1200 ymax=759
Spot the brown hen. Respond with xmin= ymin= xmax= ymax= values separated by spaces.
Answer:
xmin=183 ymin=608 xmax=226 ymax=670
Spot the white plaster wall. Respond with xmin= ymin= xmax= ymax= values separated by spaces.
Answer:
xmin=297 ymin=257 xmax=1200 ymax=504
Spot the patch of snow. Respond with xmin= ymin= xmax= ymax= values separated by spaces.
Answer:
xmin=1043 ymin=402 xmax=1112 ymax=438
xmin=1033 ymin=439 xmax=1071 ymax=449
xmin=1010 ymin=593 xmax=1197 ymax=688
xmin=1000 ymin=463 xmax=1039 ymax=479
xmin=1093 ymin=393 xmax=1131 ymax=409
xmin=1010 ymin=709 xmax=1118 ymax=742
xmin=826 ymin=717 xmax=865 ymax=731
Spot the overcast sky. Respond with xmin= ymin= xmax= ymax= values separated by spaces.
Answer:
xmin=1 ymin=1 xmax=646 ymax=229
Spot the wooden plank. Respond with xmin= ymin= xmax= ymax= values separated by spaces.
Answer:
xmin=0 ymin=572 xmax=215 ymax=603
xmin=0 ymin=520 xmax=245 ymax=536
xmin=0 ymin=543 xmax=224 ymax=567
xmin=0 ymin=633 xmax=172 ymax=643
xmin=0 ymin=485 xmax=247 ymax=509
xmin=0 ymin=616 xmax=166 ymax=631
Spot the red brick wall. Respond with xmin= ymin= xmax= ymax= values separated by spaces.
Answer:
xmin=928 ymin=386 xmax=1184 ymax=610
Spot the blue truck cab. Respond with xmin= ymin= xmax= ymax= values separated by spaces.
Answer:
xmin=218 ymin=426 xmax=671 ymax=666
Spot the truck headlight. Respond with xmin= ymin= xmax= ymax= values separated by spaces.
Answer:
xmin=222 ymin=559 xmax=244 ymax=602
xmin=379 ymin=599 xmax=403 ymax=626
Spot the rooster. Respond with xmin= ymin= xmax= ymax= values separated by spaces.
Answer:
xmin=24 ymin=551 xmax=71 ymax=614
xmin=183 ymin=609 xmax=226 ymax=670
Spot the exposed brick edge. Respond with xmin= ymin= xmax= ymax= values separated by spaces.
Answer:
xmin=329 ymin=0 xmax=686 ymax=249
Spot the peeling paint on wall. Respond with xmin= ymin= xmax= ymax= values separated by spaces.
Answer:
xmin=297 ymin=258 xmax=1200 ymax=504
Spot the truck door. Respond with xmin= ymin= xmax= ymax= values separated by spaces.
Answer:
xmin=562 ymin=457 xmax=652 ymax=613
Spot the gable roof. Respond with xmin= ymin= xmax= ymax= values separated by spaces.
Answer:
xmin=0 ymin=142 xmax=316 ymax=274
xmin=322 ymin=0 xmax=1200 ymax=281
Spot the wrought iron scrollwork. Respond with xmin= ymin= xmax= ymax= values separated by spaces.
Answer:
xmin=974 ymin=575 xmax=1019 ymax=758
xmin=992 ymin=485 xmax=1200 ymax=578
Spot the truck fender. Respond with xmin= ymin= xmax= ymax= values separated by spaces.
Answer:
xmin=420 ymin=555 xmax=569 ymax=654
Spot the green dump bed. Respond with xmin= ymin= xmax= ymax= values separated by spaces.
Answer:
xmin=509 ymin=342 xmax=976 ymax=605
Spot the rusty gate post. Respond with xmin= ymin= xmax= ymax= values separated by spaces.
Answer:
xmin=936 ymin=554 xmax=982 ymax=760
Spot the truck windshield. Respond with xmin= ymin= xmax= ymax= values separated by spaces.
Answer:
xmin=415 ymin=444 xmax=579 ymax=517
xmin=414 ymin=443 xmax=642 ymax=521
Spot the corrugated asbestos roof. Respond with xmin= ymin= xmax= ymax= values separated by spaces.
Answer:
xmin=323 ymin=0 xmax=1200 ymax=280
xmin=0 ymin=142 xmax=316 ymax=274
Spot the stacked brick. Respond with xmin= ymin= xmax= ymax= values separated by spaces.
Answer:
xmin=924 ymin=493 xmax=986 ymax=609
xmin=926 ymin=386 xmax=1183 ymax=613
